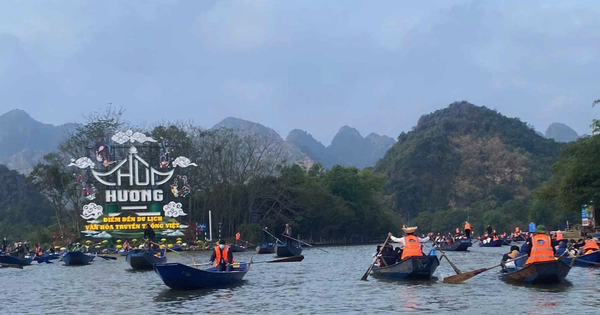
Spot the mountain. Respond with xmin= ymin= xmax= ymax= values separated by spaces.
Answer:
xmin=545 ymin=122 xmax=579 ymax=143
xmin=0 ymin=109 xmax=78 ymax=173
xmin=287 ymin=127 xmax=396 ymax=169
xmin=376 ymin=101 xmax=564 ymax=232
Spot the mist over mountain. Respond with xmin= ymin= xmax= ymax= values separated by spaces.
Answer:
xmin=0 ymin=109 xmax=77 ymax=173
xmin=545 ymin=122 xmax=580 ymax=143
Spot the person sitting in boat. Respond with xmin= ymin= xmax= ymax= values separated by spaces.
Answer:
xmin=34 ymin=244 xmax=43 ymax=257
xmin=72 ymin=243 xmax=84 ymax=253
xmin=525 ymin=225 xmax=555 ymax=265
xmin=555 ymin=240 xmax=569 ymax=257
xmin=583 ymin=236 xmax=600 ymax=255
xmin=501 ymin=245 xmax=521 ymax=270
xmin=388 ymin=226 xmax=430 ymax=261
xmin=210 ymin=240 xmax=234 ymax=271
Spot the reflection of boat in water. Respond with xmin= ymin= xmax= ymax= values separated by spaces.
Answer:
xmin=438 ymin=238 xmax=472 ymax=251
xmin=502 ymin=260 xmax=571 ymax=284
xmin=371 ymin=255 xmax=440 ymax=280
xmin=154 ymin=262 xmax=250 ymax=290
xmin=126 ymin=249 xmax=166 ymax=270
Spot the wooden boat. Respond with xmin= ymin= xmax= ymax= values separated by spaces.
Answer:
xmin=559 ymin=250 xmax=600 ymax=267
xmin=502 ymin=238 xmax=512 ymax=246
xmin=229 ymin=244 xmax=247 ymax=253
xmin=255 ymin=243 xmax=275 ymax=254
xmin=438 ymin=238 xmax=472 ymax=251
xmin=154 ymin=262 xmax=249 ymax=290
xmin=63 ymin=252 xmax=95 ymax=265
xmin=171 ymin=245 xmax=183 ymax=252
xmin=126 ymin=249 xmax=166 ymax=270
xmin=502 ymin=260 xmax=571 ymax=284
xmin=276 ymin=241 xmax=302 ymax=257
xmin=0 ymin=255 xmax=33 ymax=266
xmin=479 ymin=240 xmax=504 ymax=247
xmin=371 ymin=255 xmax=440 ymax=280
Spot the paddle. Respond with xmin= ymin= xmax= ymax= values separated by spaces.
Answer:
xmin=435 ymin=247 xmax=461 ymax=275
xmin=250 ymin=255 xmax=305 ymax=264
xmin=96 ymin=254 xmax=117 ymax=261
xmin=0 ymin=263 xmax=23 ymax=269
xmin=281 ymin=234 xmax=330 ymax=253
xmin=262 ymin=229 xmax=284 ymax=245
xmin=361 ymin=235 xmax=391 ymax=281
xmin=443 ymin=255 xmax=529 ymax=284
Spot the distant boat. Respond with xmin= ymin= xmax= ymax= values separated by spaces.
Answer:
xmin=276 ymin=241 xmax=302 ymax=257
xmin=228 ymin=244 xmax=246 ymax=253
xmin=126 ymin=249 xmax=166 ymax=270
xmin=256 ymin=243 xmax=275 ymax=254
xmin=63 ymin=252 xmax=95 ymax=266
xmin=479 ymin=240 xmax=504 ymax=247
xmin=0 ymin=255 xmax=33 ymax=266
xmin=154 ymin=262 xmax=250 ymax=290
xmin=371 ymin=255 xmax=440 ymax=280
xmin=438 ymin=238 xmax=472 ymax=251
xmin=502 ymin=260 xmax=571 ymax=284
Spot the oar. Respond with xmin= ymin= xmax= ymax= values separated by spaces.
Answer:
xmin=435 ymin=247 xmax=461 ymax=275
xmin=361 ymin=235 xmax=391 ymax=281
xmin=0 ymin=263 xmax=23 ymax=269
xmin=281 ymin=234 xmax=330 ymax=253
xmin=240 ymin=240 xmax=256 ymax=246
xmin=150 ymin=241 xmax=196 ymax=264
xmin=96 ymin=254 xmax=117 ymax=261
xmin=262 ymin=229 xmax=284 ymax=244
xmin=443 ymin=255 xmax=528 ymax=284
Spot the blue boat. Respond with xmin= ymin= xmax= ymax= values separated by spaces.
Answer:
xmin=255 ymin=243 xmax=275 ymax=254
xmin=276 ymin=241 xmax=302 ymax=257
xmin=479 ymin=240 xmax=504 ymax=247
xmin=371 ymin=254 xmax=440 ymax=280
xmin=438 ymin=238 xmax=472 ymax=251
xmin=126 ymin=249 xmax=166 ymax=270
xmin=0 ymin=255 xmax=33 ymax=266
xmin=63 ymin=252 xmax=95 ymax=265
xmin=559 ymin=250 xmax=600 ymax=267
xmin=502 ymin=260 xmax=571 ymax=284
xmin=154 ymin=262 xmax=250 ymax=290
xmin=35 ymin=253 xmax=60 ymax=264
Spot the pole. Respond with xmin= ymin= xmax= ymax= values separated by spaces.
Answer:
xmin=209 ymin=210 xmax=213 ymax=241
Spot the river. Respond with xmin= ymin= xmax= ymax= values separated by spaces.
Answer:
xmin=2 ymin=244 xmax=600 ymax=314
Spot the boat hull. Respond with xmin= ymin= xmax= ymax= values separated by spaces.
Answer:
xmin=479 ymin=240 xmax=504 ymax=247
xmin=255 ymin=243 xmax=275 ymax=254
xmin=0 ymin=255 xmax=33 ymax=266
xmin=154 ymin=262 xmax=249 ymax=290
xmin=371 ymin=255 xmax=440 ymax=280
xmin=502 ymin=260 xmax=571 ymax=284
xmin=126 ymin=249 xmax=166 ymax=270
xmin=439 ymin=239 xmax=472 ymax=251
xmin=63 ymin=252 xmax=94 ymax=265
xmin=276 ymin=242 xmax=302 ymax=257
xmin=559 ymin=250 xmax=600 ymax=267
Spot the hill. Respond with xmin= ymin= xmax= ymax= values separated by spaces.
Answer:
xmin=545 ymin=122 xmax=579 ymax=143
xmin=376 ymin=101 xmax=564 ymax=233
xmin=0 ymin=109 xmax=77 ymax=173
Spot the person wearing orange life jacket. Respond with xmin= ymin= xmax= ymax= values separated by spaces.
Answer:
xmin=555 ymin=231 xmax=564 ymax=241
xmin=235 ymin=232 xmax=241 ymax=245
xmin=583 ymin=236 xmax=600 ymax=254
xmin=464 ymin=221 xmax=472 ymax=238
xmin=492 ymin=235 xmax=499 ymax=241
xmin=210 ymin=239 xmax=234 ymax=271
xmin=34 ymin=244 xmax=43 ymax=257
xmin=525 ymin=225 xmax=555 ymax=265
xmin=388 ymin=226 xmax=430 ymax=260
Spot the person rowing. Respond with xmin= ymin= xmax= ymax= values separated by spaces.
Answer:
xmin=210 ymin=240 xmax=234 ymax=271
xmin=388 ymin=226 xmax=430 ymax=261
xmin=525 ymin=225 xmax=555 ymax=265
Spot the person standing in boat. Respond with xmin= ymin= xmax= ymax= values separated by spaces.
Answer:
xmin=525 ymin=225 xmax=555 ymax=265
xmin=235 ymin=232 xmax=241 ymax=245
xmin=486 ymin=225 xmax=493 ymax=238
xmin=210 ymin=240 xmax=234 ymax=271
xmin=464 ymin=222 xmax=472 ymax=239
xmin=143 ymin=224 xmax=156 ymax=249
xmin=388 ymin=226 xmax=430 ymax=260
xmin=283 ymin=224 xmax=293 ymax=245
xmin=262 ymin=227 xmax=271 ymax=244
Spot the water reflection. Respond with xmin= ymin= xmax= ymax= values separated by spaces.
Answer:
xmin=153 ymin=282 xmax=246 ymax=303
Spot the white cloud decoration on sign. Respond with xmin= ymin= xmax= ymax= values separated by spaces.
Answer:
xmin=111 ymin=130 xmax=157 ymax=144
xmin=81 ymin=203 xmax=103 ymax=220
xmin=163 ymin=201 xmax=187 ymax=218
xmin=172 ymin=156 xmax=198 ymax=168
xmin=68 ymin=157 xmax=95 ymax=169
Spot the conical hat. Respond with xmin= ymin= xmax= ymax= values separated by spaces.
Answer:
xmin=402 ymin=225 xmax=418 ymax=234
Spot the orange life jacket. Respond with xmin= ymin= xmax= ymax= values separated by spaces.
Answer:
xmin=493 ymin=236 xmax=499 ymax=241
xmin=235 ymin=233 xmax=240 ymax=241
xmin=464 ymin=223 xmax=471 ymax=230
xmin=401 ymin=235 xmax=423 ymax=260
xmin=526 ymin=234 xmax=554 ymax=264
xmin=214 ymin=245 xmax=233 ymax=266
xmin=584 ymin=239 xmax=599 ymax=253
xmin=556 ymin=232 xmax=563 ymax=241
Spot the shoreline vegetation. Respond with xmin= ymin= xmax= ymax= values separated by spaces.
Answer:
xmin=1 ymin=101 xmax=599 ymax=247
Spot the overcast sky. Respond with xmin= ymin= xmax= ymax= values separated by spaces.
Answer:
xmin=1 ymin=0 xmax=599 ymax=144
